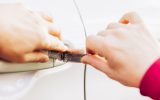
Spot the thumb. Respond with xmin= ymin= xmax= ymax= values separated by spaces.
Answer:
xmin=82 ymin=55 xmax=111 ymax=74
xmin=38 ymin=11 xmax=53 ymax=23
xmin=119 ymin=12 xmax=143 ymax=24
xmin=23 ymin=52 xmax=49 ymax=62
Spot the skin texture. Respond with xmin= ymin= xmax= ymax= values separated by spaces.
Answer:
xmin=0 ymin=3 xmax=67 ymax=63
xmin=82 ymin=12 xmax=160 ymax=87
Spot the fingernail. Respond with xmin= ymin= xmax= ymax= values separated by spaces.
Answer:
xmin=40 ymin=56 xmax=49 ymax=62
xmin=82 ymin=61 xmax=87 ymax=64
xmin=81 ymin=59 xmax=87 ymax=64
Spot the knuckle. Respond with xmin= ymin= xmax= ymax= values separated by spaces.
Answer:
xmin=49 ymin=24 xmax=61 ymax=35
xmin=14 ymin=57 xmax=25 ymax=63
xmin=39 ymin=34 xmax=50 ymax=47
xmin=41 ymin=40 xmax=50 ymax=49
xmin=107 ymin=23 xmax=118 ymax=29
xmin=113 ymin=28 xmax=128 ymax=39
xmin=86 ymin=35 xmax=97 ymax=47
xmin=123 ymin=12 xmax=142 ymax=23
xmin=86 ymin=35 xmax=94 ymax=43
xmin=128 ymin=11 xmax=138 ymax=16
xmin=115 ymin=28 xmax=124 ymax=33
xmin=97 ymin=30 xmax=107 ymax=36
xmin=110 ymin=28 xmax=124 ymax=37
xmin=14 ymin=2 xmax=24 ymax=7
xmin=105 ymin=70 xmax=114 ymax=79
xmin=40 ymin=12 xmax=54 ymax=22
xmin=124 ymin=11 xmax=138 ymax=17
xmin=27 ymin=11 xmax=44 ymax=25
xmin=103 ymin=38 xmax=113 ymax=48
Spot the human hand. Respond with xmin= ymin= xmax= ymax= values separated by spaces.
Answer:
xmin=82 ymin=12 xmax=160 ymax=87
xmin=0 ymin=3 xmax=66 ymax=63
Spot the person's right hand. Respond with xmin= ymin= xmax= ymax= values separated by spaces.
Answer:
xmin=82 ymin=12 xmax=160 ymax=87
xmin=0 ymin=3 xmax=66 ymax=63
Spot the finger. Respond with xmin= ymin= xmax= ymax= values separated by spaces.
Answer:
xmin=40 ymin=34 xmax=67 ymax=52
xmin=82 ymin=55 xmax=111 ymax=74
xmin=38 ymin=11 xmax=53 ymax=23
xmin=23 ymin=52 xmax=49 ymax=62
xmin=48 ymin=23 xmax=62 ymax=40
xmin=106 ymin=22 xmax=123 ymax=29
xmin=119 ymin=12 xmax=143 ymax=24
xmin=97 ymin=30 xmax=108 ymax=36
xmin=86 ymin=35 xmax=109 ymax=56
xmin=38 ymin=12 xmax=62 ymax=40
xmin=67 ymin=49 xmax=85 ymax=54
xmin=97 ymin=30 xmax=112 ymax=37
